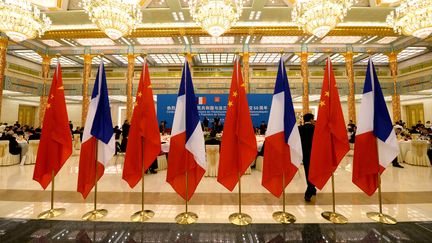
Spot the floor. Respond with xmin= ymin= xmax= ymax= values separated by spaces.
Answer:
xmin=1 ymin=219 xmax=432 ymax=242
xmin=0 ymin=154 xmax=432 ymax=224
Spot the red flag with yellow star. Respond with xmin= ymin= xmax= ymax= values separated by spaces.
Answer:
xmin=309 ymin=58 xmax=350 ymax=189
xmin=33 ymin=63 xmax=72 ymax=189
xmin=122 ymin=61 xmax=161 ymax=188
xmin=217 ymin=58 xmax=257 ymax=191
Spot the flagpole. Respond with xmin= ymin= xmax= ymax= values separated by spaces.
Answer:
xmin=228 ymin=172 xmax=252 ymax=225
xmin=131 ymin=137 xmax=155 ymax=222
xmin=272 ymin=173 xmax=296 ymax=224
xmin=366 ymin=173 xmax=397 ymax=224
xmin=37 ymin=54 xmax=66 ymax=219
xmin=318 ymin=57 xmax=348 ymax=224
xmin=82 ymin=83 xmax=108 ymax=220
xmin=37 ymin=170 xmax=66 ymax=219
xmin=175 ymin=56 xmax=198 ymax=224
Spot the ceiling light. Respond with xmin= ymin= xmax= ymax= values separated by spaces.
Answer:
xmin=199 ymin=36 xmax=235 ymax=44
xmin=376 ymin=36 xmax=398 ymax=44
xmin=75 ymin=38 xmax=116 ymax=46
xmin=136 ymin=37 xmax=174 ymax=45
xmin=188 ymin=0 xmax=243 ymax=37
xmin=292 ymin=0 xmax=356 ymax=38
xmin=81 ymin=0 xmax=142 ymax=40
xmin=260 ymin=36 xmax=299 ymax=44
xmin=320 ymin=36 xmax=362 ymax=44
xmin=0 ymin=0 xmax=51 ymax=42
xmin=387 ymin=0 xmax=432 ymax=39
xmin=41 ymin=40 xmax=62 ymax=47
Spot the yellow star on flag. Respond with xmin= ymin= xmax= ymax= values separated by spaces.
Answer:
xmin=137 ymin=92 xmax=142 ymax=97
xmin=320 ymin=100 xmax=325 ymax=107
xmin=147 ymin=85 xmax=152 ymax=88
xmin=240 ymin=83 xmax=245 ymax=87
xmin=228 ymin=100 xmax=234 ymax=107
xmin=50 ymin=94 xmax=54 ymax=99
xmin=134 ymin=102 xmax=138 ymax=107
xmin=46 ymin=103 xmax=51 ymax=109
xmin=232 ymin=91 xmax=238 ymax=97
xmin=58 ymin=86 xmax=64 ymax=90
xmin=325 ymin=91 xmax=330 ymax=97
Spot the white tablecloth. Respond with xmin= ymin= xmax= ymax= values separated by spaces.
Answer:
xmin=405 ymin=140 xmax=431 ymax=167
xmin=398 ymin=140 xmax=411 ymax=163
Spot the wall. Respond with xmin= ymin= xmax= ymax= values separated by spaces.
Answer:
xmin=401 ymin=98 xmax=432 ymax=123
xmin=0 ymin=98 xmax=39 ymax=126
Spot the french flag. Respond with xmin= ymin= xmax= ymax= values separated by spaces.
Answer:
xmin=166 ymin=60 xmax=206 ymax=201
xmin=352 ymin=59 xmax=399 ymax=196
xmin=262 ymin=58 xmax=303 ymax=197
xmin=77 ymin=61 xmax=115 ymax=199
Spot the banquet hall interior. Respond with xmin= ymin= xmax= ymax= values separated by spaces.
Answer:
xmin=0 ymin=0 xmax=432 ymax=242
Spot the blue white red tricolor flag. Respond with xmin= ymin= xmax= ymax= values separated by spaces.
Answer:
xmin=262 ymin=58 xmax=303 ymax=197
xmin=352 ymin=59 xmax=399 ymax=196
xmin=77 ymin=61 xmax=115 ymax=199
xmin=166 ymin=60 xmax=206 ymax=201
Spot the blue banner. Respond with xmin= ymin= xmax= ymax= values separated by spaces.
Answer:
xmin=157 ymin=94 xmax=272 ymax=128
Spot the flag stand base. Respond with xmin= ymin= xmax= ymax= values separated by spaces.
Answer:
xmin=37 ymin=208 xmax=65 ymax=219
xmin=175 ymin=212 xmax=198 ymax=224
xmin=229 ymin=213 xmax=252 ymax=226
xmin=131 ymin=210 xmax=154 ymax=222
xmin=272 ymin=211 xmax=296 ymax=224
xmin=82 ymin=209 xmax=108 ymax=221
xmin=366 ymin=212 xmax=397 ymax=225
xmin=321 ymin=211 xmax=348 ymax=224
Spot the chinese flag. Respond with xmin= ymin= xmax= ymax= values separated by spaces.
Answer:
xmin=217 ymin=58 xmax=257 ymax=191
xmin=309 ymin=58 xmax=350 ymax=189
xmin=33 ymin=63 xmax=72 ymax=189
xmin=122 ymin=61 xmax=161 ymax=188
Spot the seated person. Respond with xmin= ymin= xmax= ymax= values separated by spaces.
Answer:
xmin=16 ymin=132 xmax=29 ymax=165
xmin=205 ymin=130 xmax=220 ymax=145
xmin=8 ymin=136 xmax=21 ymax=156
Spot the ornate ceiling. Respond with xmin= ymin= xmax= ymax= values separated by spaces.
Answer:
xmin=4 ymin=0 xmax=431 ymax=68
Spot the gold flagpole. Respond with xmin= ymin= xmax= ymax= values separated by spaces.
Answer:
xmin=131 ymin=137 xmax=155 ymax=222
xmin=366 ymin=173 xmax=397 ymax=224
xmin=82 ymin=136 xmax=108 ymax=220
xmin=272 ymin=174 xmax=296 ymax=224
xmin=37 ymin=170 xmax=66 ymax=219
xmin=321 ymin=174 xmax=348 ymax=224
xmin=228 ymin=173 xmax=252 ymax=225
xmin=38 ymin=53 xmax=66 ymax=219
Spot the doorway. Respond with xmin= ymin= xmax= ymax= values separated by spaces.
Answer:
xmin=18 ymin=105 xmax=36 ymax=127
xmin=405 ymin=104 xmax=424 ymax=128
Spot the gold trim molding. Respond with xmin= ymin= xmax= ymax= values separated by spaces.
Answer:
xmin=41 ymin=26 xmax=398 ymax=39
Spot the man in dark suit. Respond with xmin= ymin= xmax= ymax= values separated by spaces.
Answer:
xmin=205 ymin=130 xmax=221 ymax=145
xmin=299 ymin=113 xmax=317 ymax=202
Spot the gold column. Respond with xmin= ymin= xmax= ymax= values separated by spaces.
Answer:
xmin=81 ymin=54 xmax=93 ymax=127
xmin=126 ymin=54 xmax=135 ymax=121
xmin=387 ymin=51 xmax=401 ymax=122
xmin=39 ymin=55 xmax=52 ymax=127
xmin=242 ymin=52 xmax=250 ymax=93
xmin=0 ymin=37 xmax=8 ymax=120
xmin=300 ymin=52 xmax=309 ymax=115
xmin=343 ymin=52 xmax=356 ymax=124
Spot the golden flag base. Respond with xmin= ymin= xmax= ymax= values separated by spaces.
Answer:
xmin=175 ymin=212 xmax=198 ymax=224
xmin=131 ymin=210 xmax=155 ymax=222
xmin=229 ymin=212 xmax=252 ymax=226
xmin=82 ymin=209 xmax=108 ymax=221
xmin=366 ymin=212 xmax=397 ymax=225
xmin=37 ymin=208 xmax=66 ymax=219
xmin=321 ymin=211 xmax=348 ymax=224
xmin=272 ymin=211 xmax=296 ymax=224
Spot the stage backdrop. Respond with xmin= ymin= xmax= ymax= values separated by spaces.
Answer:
xmin=157 ymin=94 xmax=272 ymax=128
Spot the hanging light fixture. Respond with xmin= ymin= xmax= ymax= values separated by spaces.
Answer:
xmin=0 ymin=0 xmax=51 ymax=42
xmin=81 ymin=0 xmax=142 ymax=40
xmin=387 ymin=0 xmax=432 ymax=39
xmin=188 ymin=0 xmax=243 ymax=37
xmin=292 ymin=0 xmax=356 ymax=38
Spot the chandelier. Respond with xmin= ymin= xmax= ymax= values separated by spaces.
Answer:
xmin=188 ymin=0 xmax=243 ymax=37
xmin=81 ymin=0 xmax=142 ymax=40
xmin=387 ymin=0 xmax=432 ymax=39
xmin=0 ymin=0 xmax=51 ymax=42
xmin=292 ymin=0 xmax=356 ymax=38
